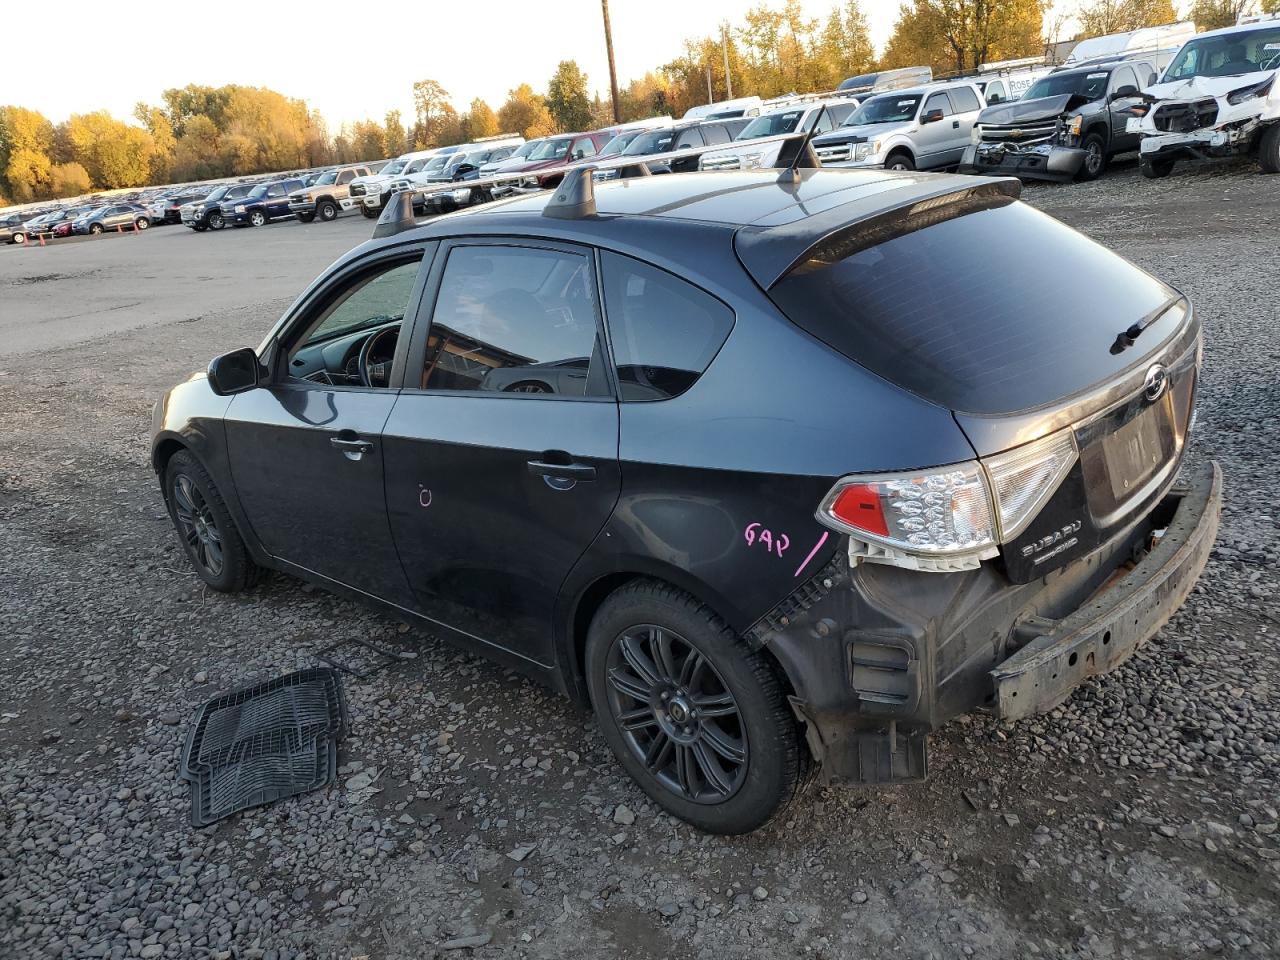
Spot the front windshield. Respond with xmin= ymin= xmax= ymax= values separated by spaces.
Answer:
xmin=509 ymin=140 xmax=538 ymax=160
xmin=204 ymin=186 xmax=228 ymax=202
xmin=624 ymin=129 xmax=675 ymax=154
xmin=528 ymin=138 xmax=572 ymax=161
xmin=1164 ymin=27 xmax=1280 ymax=80
xmin=313 ymin=170 xmax=338 ymax=185
xmin=846 ymin=94 xmax=921 ymax=125
xmin=600 ymin=132 xmax=638 ymax=154
xmin=248 ymin=184 xmax=268 ymax=199
xmin=737 ymin=109 xmax=804 ymax=139
xmin=381 ymin=159 xmax=406 ymax=175
xmin=422 ymin=154 xmax=451 ymax=174
xmin=1024 ymin=70 xmax=1110 ymax=101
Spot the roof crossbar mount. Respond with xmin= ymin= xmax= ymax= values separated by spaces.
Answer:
xmin=543 ymin=166 xmax=598 ymax=219
xmin=372 ymin=189 xmax=416 ymax=238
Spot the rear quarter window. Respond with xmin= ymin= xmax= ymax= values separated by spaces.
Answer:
xmin=600 ymin=252 xmax=734 ymax=401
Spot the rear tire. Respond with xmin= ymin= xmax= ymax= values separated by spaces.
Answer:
xmin=192 ymin=223 xmax=208 ymax=232
xmin=885 ymin=151 xmax=915 ymax=172
xmin=135 ymin=217 xmax=150 ymax=230
xmin=359 ymin=203 xmax=379 ymax=219
xmin=585 ymin=580 xmax=808 ymax=834
xmin=1258 ymin=123 xmax=1280 ymax=174
xmin=1077 ymin=132 xmax=1108 ymax=181
xmin=12 ymin=233 xmax=25 ymax=245
xmin=164 ymin=451 xmax=260 ymax=593
xmin=1140 ymin=156 xmax=1176 ymax=179
xmin=317 ymin=199 xmax=338 ymax=221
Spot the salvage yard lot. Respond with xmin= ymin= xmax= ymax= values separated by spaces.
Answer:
xmin=1 ymin=161 xmax=1278 ymax=959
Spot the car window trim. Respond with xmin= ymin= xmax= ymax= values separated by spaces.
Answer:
xmin=399 ymin=236 xmax=617 ymax=403
xmin=265 ymin=241 xmax=438 ymax=395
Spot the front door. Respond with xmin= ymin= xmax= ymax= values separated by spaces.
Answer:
xmin=382 ymin=239 xmax=621 ymax=666
xmin=1107 ymin=65 xmax=1143 ymax=151
xmin=916 ymin=91 xmax=955 ymax=168
xmin=225 ymin=252 xmax=430 ymax=607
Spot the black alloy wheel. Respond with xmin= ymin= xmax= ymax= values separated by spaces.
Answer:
xmin=164 ymin=451 xmax=260 ymax=592
xmin=172 ymin=473 xmax=224 ymax=579
xmin=604 ymin=624 xmax=749 ymax=804
xmin=208 ymin=211 xmax=225 ymax=230
xmin=586 ymin=581 xmax=808 ymax=834
xmin=1078 ymin=133 xmax=1108 ymax=180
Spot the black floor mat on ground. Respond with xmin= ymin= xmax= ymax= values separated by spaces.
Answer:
xmin=179 ymin=668 xmax=347 ymax=827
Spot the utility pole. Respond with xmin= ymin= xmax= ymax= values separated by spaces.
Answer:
xmin=722 ymin=24 xmax=733 ymax=100
xmin=601 ymin=0 xmax=621 ymax=123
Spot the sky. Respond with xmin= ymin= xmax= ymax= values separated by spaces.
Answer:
xmin=5 ymin=0 xmax=907 ymax=130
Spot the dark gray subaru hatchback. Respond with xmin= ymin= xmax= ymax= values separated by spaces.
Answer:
xmin=152 ymin=167 xmax=1219 ymax=833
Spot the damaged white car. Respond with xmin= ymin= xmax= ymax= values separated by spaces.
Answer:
xmin=1130 ymin=18 xmax=1280 ymax=177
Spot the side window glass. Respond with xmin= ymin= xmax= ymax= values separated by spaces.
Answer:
xmin=575 ymin=138 xmax=599 ymax=158
xmin=422 ymin=245 xmax=608 ymax=398
xmin=290 ymin=257 xmax=423 ymax=378
xmin=676 ymin=127 xmax=704 ymax=148
xmin=267 ymin=184 xmax=284 ymax=197
xmin=337 ymin=170 xmax=354 ymax=185
xmin=924 ymin=92 xmax=953 ymax=118
xmin=600 ymin=252 xmax=735 ymax=401
xmin=950 ymin=86 xmax=981 ymax=113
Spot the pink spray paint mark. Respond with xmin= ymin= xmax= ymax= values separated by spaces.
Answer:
xmin=793 ymin=530 xmax=829 ymax=578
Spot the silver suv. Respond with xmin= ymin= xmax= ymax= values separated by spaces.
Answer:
xmin=810 ymin=82 xmax=986 ymax=172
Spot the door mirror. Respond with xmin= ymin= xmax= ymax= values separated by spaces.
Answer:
xmin=1111 ymin=85 xmax=1138 ymax=101
xmin=452 ymin=163 xmax=477 ymax=179
xmin=207 ymin=348 xmax=262 ymax=396
xmin=921 ymin=108 xmax=945 ymax=124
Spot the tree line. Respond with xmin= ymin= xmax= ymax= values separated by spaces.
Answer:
xmin=2 ymin=0 xmax=1276 ymax=205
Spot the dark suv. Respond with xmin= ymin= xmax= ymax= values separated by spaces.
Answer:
xmin=152 ymin=168 xmax=1218 ymax=834
xmin=182 ymin=184 xmax=253 ymax=231
xmin=595 ymin=119 xmax=751 ymax=180
xmin=221 ymin=178 xmax=305 ymax=227
xmin=961 ymin=59 xmax=1155 ymax=181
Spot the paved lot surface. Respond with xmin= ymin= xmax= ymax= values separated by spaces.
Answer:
xmin=1 ymin=163 xmax=1278 ymax=960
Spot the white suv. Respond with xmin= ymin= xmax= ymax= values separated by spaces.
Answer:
xmin=698 ymin=99 xmax=860 ymax=171
xmin=1130 ymin=17 xmax=1280 ymax=177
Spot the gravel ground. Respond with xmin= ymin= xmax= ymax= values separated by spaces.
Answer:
xmin=1 ymin=159 xmax=1278 ymax=960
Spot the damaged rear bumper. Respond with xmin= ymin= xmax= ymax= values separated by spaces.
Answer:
xmin=755 ymin=461 xmax=1221 ymax=787
xmin=990 ymin=461 xmax=1220 ymax=719
xmin=959 ymin=142 xmax=1087 ymax=182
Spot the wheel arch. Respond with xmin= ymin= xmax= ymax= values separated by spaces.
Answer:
xmin=559 ymin=562 xmax=792 ymax=708
xmin=884 ymin=144 xmax=915 ymax=163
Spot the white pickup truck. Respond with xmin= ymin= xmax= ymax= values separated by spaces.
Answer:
xmin=1129 ymin=18 xmax=1280 ymax=177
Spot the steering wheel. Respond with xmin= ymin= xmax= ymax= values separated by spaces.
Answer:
xmin=357 ymin=328 xmax=397 ymax=388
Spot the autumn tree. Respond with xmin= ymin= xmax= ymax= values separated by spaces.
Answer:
xmin=461 ymin=99 xmax=499 ymax=141
xmin=412 ymin=79 xmax=451 ymax=147
xmin=134 ymin=103 xmax=176 ymax=182
xmin=497 ymin=85 xmax=557 ymax=139
xmin=1075 ymin=0 xmax=1178 ymax=35
xmin=63 ymin=111 xmax=155 ymax=189
xmin=383 ymin=110 xmax=407 ymax=156
xmin=814 ymin=1 xmax=877 ymax=89
xmin=1186 ymin=0 xmax=1254 ymax=29
xmin=546 ymin=60 xmax=593 ymax=132
xmin=0 ymin=106 xmax=55 ymax=201
xmin=882 ymin=0 xmax=1046 ymax=75
xmin=172 ymin=115 xmax=223 ymax=181
xmin=49 ymin=162 xmax=91 ymax=197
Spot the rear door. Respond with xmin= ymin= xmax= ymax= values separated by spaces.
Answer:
xmin=381 ymin=238 xmax=621 ymax=667
xmin=946 ymin=86 xmax=985 ymax=164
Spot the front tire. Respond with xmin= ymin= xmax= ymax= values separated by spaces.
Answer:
xmin=12 ymin=233 xmax=26 ymax=245
xmin=249 ymin=209 xmax=267 ymax=227
xmin=192 ymin=223 xmax=208 ymax=232
xmin=296 ymin=211 xmax=317 ymax=223
xmin=164 ymin=451 xmax=260 ymax=593
xmin=1077 ymin=132 xmax=1108 ymax=181
xmin=885 ymin=151 xmax=915 ymax=172
xmin=585 ymin=581 xmax=807 ymax=834
xmin=209 ymin=212 xmax=225 ymax=230
xmin=135 ymin=217 xmax=150 ymax=230
xmin=317 ymin=199 xmax=338 ymax=221
xmin=89 ymin=223 xmax=104 ymax=235
xmin=1140 ymin=156 xmax=1176 ymax=179
xmin=359 ymin=203 xmax=379 ymax=219
xmin=1258 ymin=123 xmax=1280 ymax=174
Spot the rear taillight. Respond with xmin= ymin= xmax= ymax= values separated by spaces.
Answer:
xmin=818 ymin=427 xmax=1078 ymax=573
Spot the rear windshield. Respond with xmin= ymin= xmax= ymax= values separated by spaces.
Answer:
xmin=767 ymin=200 xmax=1180 ymax=415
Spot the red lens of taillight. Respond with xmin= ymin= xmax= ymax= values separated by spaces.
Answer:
xmin=829 ymin=484 xmax=888 ymax=537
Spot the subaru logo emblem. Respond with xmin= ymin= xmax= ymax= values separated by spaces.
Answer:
xmin=1142 ymin=364 xmax=1169 ymax=403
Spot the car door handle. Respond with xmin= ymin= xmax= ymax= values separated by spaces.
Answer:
xmin=527 ymin=459 xmax=596 ymax=482
xmin=330 ymin=436 xmax=373 ymax=461
xmin=952 ymin=120 xmax=960 ymax=128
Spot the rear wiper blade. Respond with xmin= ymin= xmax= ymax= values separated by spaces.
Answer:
xmin=1111 ymin=298 xmax=1180 ymax=354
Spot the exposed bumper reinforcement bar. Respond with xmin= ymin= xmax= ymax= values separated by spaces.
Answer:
xmin=990 ymin=460 xmax=1221 ymax=720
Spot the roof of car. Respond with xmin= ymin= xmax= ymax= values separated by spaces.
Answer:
xmin=377 ymin=168 xmax=1018 ymax=289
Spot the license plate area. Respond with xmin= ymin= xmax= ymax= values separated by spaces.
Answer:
xmin=1079 ymin=391 xmax=1180 ymax=527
